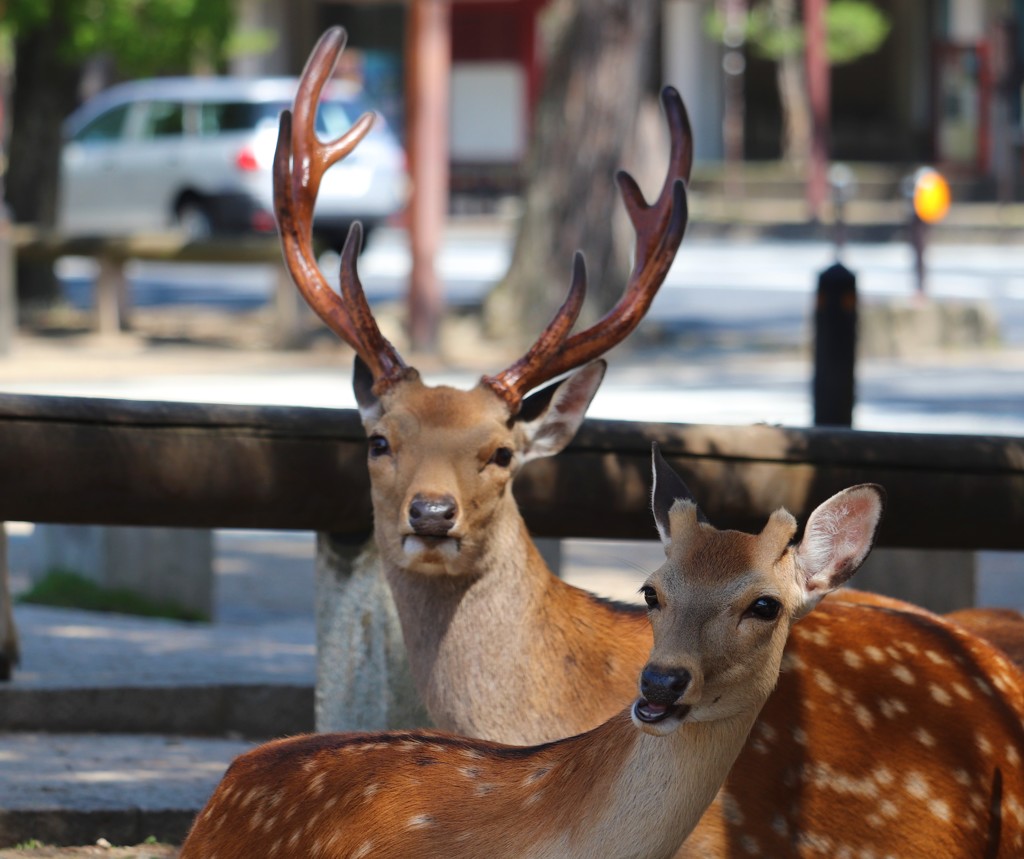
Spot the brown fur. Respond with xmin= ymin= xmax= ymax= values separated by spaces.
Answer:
xmin=947 ymin=607 xmax=1024 ymax=669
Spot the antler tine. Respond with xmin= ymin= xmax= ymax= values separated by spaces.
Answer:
xmin=483 ymin=88 xmax=692 ymax=408
xmin=274 ymin=26 xmax=407 ymax=388
xmin=540 ymin=86 xmax=691 ymax=380
xmin=482 ymin=252 xmax=588 ymax=408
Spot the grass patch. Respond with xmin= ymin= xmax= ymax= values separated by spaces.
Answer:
xmin=18 ymin=569 xmax=207 ymax=622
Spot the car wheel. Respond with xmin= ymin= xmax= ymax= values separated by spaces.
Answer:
xmin=176 ymin=200 xmax=213 ymax=241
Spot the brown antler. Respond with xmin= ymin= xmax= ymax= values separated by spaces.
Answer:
xmin=483 ymin=86 xmax=692 ymax=411
xmin=274 ymin=27 xmax=408 ymax=391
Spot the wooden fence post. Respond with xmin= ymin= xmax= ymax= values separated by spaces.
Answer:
xmin=314 ymin=532 xmax=429 ymax=732
xmin=95 ymin=254 xmax=130 ymax=335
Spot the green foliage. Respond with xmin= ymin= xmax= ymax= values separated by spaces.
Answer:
xmin=13 ymin=839 xmax=44 ymax=850
xmin=705 ymin=0 xmax=890 ymax=67
xmin=2 ymin=0 xmax=236 ymax=75
xmin=826 ymin=0 xmax=891 ymax=65
xmin=19 ymin=569 xmax=208 ymax=622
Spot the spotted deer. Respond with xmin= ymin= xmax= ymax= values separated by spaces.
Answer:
xmin=279 ymin=29 xmax=1024 ymax=858
xmin=181 ymin=448 xmax=885 ymax=859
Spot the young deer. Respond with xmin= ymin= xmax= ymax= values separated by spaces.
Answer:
xmin=181 ymin=449 xmax=884 ymax=859
xmin=280 ymin=29 xmax=1024 ymax=857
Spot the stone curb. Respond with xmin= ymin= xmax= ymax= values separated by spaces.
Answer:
xmin=0 ymin=684 xmax=313 ymax=739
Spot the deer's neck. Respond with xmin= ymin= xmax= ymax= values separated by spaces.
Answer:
xmin=382 ymin=504 xmax=651 ymax=744
xmin=525 ymin=710 xmax=759 ymax=859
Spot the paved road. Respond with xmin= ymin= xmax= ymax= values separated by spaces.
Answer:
xmin=56 ymin=226 xmax=1024 ymax=343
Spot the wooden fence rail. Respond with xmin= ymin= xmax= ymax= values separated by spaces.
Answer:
xmin=0 ymin=393 xmax=1021 ymax=550
xmin=11 ymin=229 xmax=304 ymax=344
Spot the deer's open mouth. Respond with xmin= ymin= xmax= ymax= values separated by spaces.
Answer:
xmin=632 ymin=698 xmax=691 ymax=731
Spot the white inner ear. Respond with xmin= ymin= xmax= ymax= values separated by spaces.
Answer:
xmin=519 ymin=363 xmax=605 ymax=463
xmin=800 ymin=506 xmax=846 ymax=584
xmin=797 ymin=488 xmax=881 ymax=597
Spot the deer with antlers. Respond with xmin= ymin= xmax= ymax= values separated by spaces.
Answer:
xmin=181 ymin=448 xmax=887 ymax=859
xmin=275 ymin=28 xmax=1024 ymax=857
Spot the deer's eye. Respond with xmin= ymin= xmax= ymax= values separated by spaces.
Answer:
xmin=744 ymin=596 xmax=781 ymax=621
xmin=368 ymin=435 xmax=391 ymax=458
xmin=641 ymin=585 xmax=660 ymax=610
xmin=488 ymin=447 xmax=514 ymax=468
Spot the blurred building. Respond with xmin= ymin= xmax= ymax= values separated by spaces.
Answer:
xmin=236 ymin=0 xmax=1024 ymax=199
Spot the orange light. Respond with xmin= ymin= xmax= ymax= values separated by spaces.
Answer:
xmin=913 ymin=169 xmax=951 ymax=224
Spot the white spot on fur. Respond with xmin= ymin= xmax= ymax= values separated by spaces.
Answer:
xmin=865 ymin=646 xmax=886 ymax=663
xmin=929 ymin=683 xmax=953 ymax=706
xmin=813 ymin=669 xmax=838 ymax=694
xmin=929 ymin=799 xmax=951 ymax=821
xmin=905 ymin=772 xmax=930 ymax=800
xmin=721 ymin=791 xmax=745 ymax=825
xmin=854 ymin=704 xmax=875 ymax=730
xmin=891 ymin=665 xmax=915 ymax=685
xmin=408 ymin=814 xmax=434 ymax=829
xmin=914 ymin=727 xmax=936 ymax=748
xmin=843 ymin=649 xmax=863 ymax=669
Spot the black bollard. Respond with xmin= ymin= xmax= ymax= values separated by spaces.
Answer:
xmin=813 ymin=261 xmax=857 ymax=427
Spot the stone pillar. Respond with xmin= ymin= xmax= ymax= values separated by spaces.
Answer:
xmin=29 ymin=525 xmax=213 ymax=619
xmin=0 ymin=525 xmax=18 ymax=681
xmin=853 ymin=547 xmax=976 ymax=614
xmin=314 ymin=532 xmax=429 ymax=733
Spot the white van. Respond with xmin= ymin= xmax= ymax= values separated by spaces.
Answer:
xmin=58 ymin=76 xmax=408 ymax=247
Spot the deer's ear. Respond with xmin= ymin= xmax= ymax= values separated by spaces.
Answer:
xmin=353 ymin=357 xmax=383 ymax=426
xmin=515 ymin=361 xmax=606 ymax=463
xmin=651 ymin=442 xmax=703 ymax=545
xmin=794 ymin=484 xmax=885 ymax=612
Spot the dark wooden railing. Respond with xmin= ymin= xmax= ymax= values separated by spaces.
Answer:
xmin=0 ymin=393 xmax=1021 ymax=550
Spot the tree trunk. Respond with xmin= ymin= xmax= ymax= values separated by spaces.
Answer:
xmin=6 ymin=6 xmax=81 ymax=314
xmin=484 ymin=0 xmax=657 ymax=344
xmin=772 ymin=0 xmax=811 ymax=168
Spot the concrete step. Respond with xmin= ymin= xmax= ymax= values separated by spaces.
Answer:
xmin=0 ymin=683 xmax=312 ymax=738
xmin=0 ymin=733 xmax=248 ymax=848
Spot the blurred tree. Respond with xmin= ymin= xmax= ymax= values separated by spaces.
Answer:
xmin=483 ymin=0 xmax=658 ymax=345
xmin=706 ymin=0 xmax=890 ymax=167
xmin=2 ymin=0 xmax=234 ymax=314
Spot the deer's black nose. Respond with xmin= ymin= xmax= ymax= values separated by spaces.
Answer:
xmin=408 ymin=494 xmax=457 ymax=537
xmin=640 ymin=666 xmax=692 ymax=705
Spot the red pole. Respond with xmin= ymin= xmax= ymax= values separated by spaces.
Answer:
xmin=406 ymin=0 xmax=451 ymax=353
xmin=804 ymin=0 xmax=829 ymax=219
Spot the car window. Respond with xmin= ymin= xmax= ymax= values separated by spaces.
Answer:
xmin=199 ymin=102 xmax=262 ymax=134
xmin=74 ymin=104 xmax=131 ymax=143
xmin=138 ymin=101 xmax=184 ymax=138
xmin=196 ymin=99 xmax=356 ymax=137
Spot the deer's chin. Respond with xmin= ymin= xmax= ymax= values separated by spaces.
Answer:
xmin=401 ymin=535 xmax=462 ymax=572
